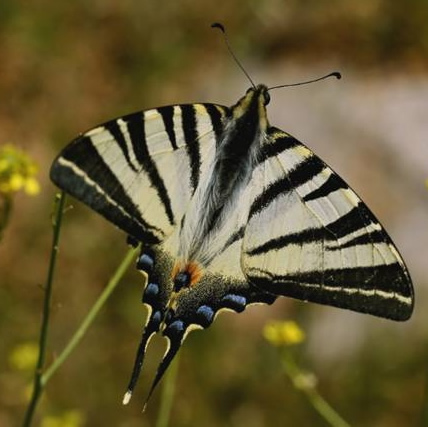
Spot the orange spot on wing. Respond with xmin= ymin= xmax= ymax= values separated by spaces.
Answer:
xmin=171 ymin=260 xmax=204 ymax=287
xmin=187 ymin=261 xmax=204 ymax=286
xmin=171 ymin=261 xmax=182 ymax=280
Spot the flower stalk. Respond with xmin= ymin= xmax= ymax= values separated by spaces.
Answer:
xmin=263 ymin=320 xmax=350 ymax=427
xmin=22 ymin=192 xmax=66 ymax=427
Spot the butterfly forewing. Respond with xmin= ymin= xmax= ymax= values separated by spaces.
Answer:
xmin=50 ymin=103 xmax=228 ymax=243
xmin=243 ymin=127 xmax=413 ymax=320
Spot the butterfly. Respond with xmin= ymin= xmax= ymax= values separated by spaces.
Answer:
xmin=50 ymin=69 xmax=414 ymax=406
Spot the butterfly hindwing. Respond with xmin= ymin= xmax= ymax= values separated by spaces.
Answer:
xmin=50 ymin=103 xmax=228 ymax=244
xmin=125 ymin=244 xmax=276 ymax=405
xmin=242 ymin=127 xmax=413 ymax=320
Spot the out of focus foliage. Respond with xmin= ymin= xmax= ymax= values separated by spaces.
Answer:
xmin=0 ymin=1 xmax=426 ymax=426
xmin=0 ymin=145 xmax=39 ymax=196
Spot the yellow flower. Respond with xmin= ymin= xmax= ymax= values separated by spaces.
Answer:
xmin=263 ymin=320 xmax=305 ymax=346
xmin=24 ymin=176 xmax=41 ymax=195
xmin=0 ymin=159 xmax=8 ymax=172
xmin=41 ymin=410 xmax=85 ymax=427
xmin=0 ymin=144 xmax=40 ymax=196
xmin=9 ymin=342 xmax=39 ymax=371
xmin=9 ymin=173 xmax=24 ymax=191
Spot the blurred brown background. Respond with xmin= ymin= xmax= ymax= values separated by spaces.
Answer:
xmin=1 ymin=1 xmax=428 ymax=426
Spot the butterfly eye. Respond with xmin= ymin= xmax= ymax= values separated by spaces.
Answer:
xmin=264 ymin=91 xmax=271 ymax=105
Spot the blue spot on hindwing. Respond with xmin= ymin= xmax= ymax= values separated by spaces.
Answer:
xmin=221 ymin=294 xmax=247 ymax=312
xmin=166 ymin=320 xmax=185 ymax=340
xmin=196 ymin=305 xmax=215 ymax=327
xmin=137 ymin=252 xmax=154 ymax=273
xmin=143 ymin=282 xmax=159 ymax=304
xmin=152 ymin=310 xmax=162 ymax=326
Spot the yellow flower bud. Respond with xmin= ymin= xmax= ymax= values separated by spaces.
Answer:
xmin=24 ymin=177 xmax=41 ymax=195
xmin=9 ymin=173 xmax=24 ymax=191
xmin=0 ymin=144 xmax=40 ymax=196
xmin=9 ymin=342 xmax=39 ymax=371
xmin=263 ymin=320 xmax=305 ymax=346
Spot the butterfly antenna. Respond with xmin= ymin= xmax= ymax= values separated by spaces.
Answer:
xmin=211 ymin=22 xmax=256 ymax=89
xmin=268 ymin=71 xmax=341 ymax=91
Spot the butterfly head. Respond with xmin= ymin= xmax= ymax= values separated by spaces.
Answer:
xmin=231 ymin=84 xmax=271 ymax=132
xmin=245 ymin=84 xmax=270 ymax=105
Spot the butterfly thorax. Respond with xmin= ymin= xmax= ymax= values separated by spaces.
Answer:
xmin=172 ymin=85 xmax=271 ymax=288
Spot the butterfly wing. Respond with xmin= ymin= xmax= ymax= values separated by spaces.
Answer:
xmin=242 ymin=127 xmax=414 ymax=321
xmin=50 ymin=101 xmax=274 ymax=403
xmin=133 ymin=244 xmax=276 ymax=405
xmin=50 ymin=103 xmax=227 ymax=244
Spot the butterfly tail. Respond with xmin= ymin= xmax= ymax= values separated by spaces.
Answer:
xmin=142 ymin=320 xmax=187 ymax=411
xmin=123 ymin=309 xmax=162 ymax=405
xmin=123 ymin=245 xmax=173 ymax=405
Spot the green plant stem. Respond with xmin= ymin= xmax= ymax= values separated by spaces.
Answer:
xmin=42 ymin=244 xmax=139 ymax=385
xmin=420 ymin=363 xmax=428 ymax=426
xmin=22 ymin=191 xmax=139 ymax=427
xmin=281 ymin=351 xmax=351 ymax=427
xmin=22 ymin=192 xmax=66 ymax=427
xmin=0 ymin=195 xmax=12 ymax=241
xmin=155 ymin=353 xmax=180 ymax=427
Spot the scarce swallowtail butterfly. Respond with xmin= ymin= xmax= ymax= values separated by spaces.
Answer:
xmin=50 ymin=24 xmax=414 ymax=407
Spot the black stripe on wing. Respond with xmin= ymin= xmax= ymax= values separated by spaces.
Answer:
xmin=157 ymin=106 xmax=179 ymax=150
xmin=303 ymin=173 xmax=348 ymax=202
xmin=125 ymin=112 xmax=175 ymax=226
xmin=248 ymin=264 xmax=413 ymax=320
xmin=204 ymin=104 xmax=226 ymax=143
xmin=247 ymin=226 xmax=388 ymax=255
xmin=246 ymin=227 xmax=331 ymax=255
xmin=249 ymin=155 xmax=324 ymax=218
xmin=50 ymin=135 xmax=164 ymax=244
xmin=328 ymin=230 xmax=387 ymax=250
xmin=223 ymin=225 xmax=245 ymax=251
xmin=104 ymin=120 xmax=139 ymax=173
xmin=259 ymin=131 xmax=300 ymax=162
xmin=181 ymin=105 xmax=201 ymax=193
xmin=246 ymin=196 xmax=396 ymax=256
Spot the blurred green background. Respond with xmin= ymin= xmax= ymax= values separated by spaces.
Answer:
xmin=1 ymin=1 xmax=428 ymax=426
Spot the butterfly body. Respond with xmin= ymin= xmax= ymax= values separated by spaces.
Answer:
xmin=50 ymin=82 xmax=413 ymax=404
